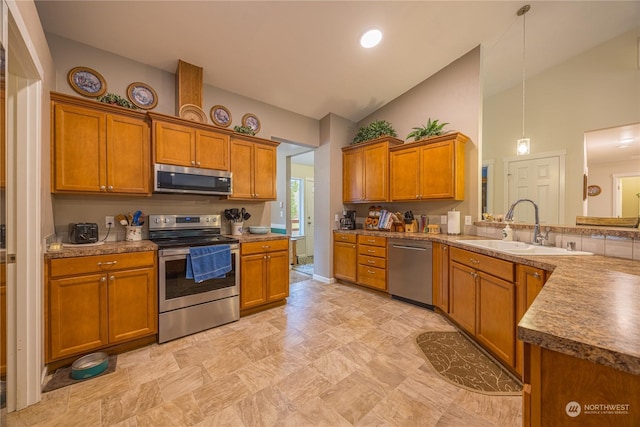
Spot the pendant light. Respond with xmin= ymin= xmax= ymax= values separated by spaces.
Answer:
xmin=516 ymin=4 xmax=531 ymax=155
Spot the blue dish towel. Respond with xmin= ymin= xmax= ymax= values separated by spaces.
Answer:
xmin=185 ymin=245 xmax=232 ymax=283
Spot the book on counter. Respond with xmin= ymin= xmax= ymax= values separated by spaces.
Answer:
xmin=377 ymin=210 xmax=398 ymax=231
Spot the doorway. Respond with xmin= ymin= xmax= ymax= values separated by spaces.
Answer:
xmin=290 ymin=152 xmax=314 ymax=276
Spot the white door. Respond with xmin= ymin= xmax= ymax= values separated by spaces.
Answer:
xmin=505 ymin=155 xmax=562 ymax=224
xmin=304 ymin=178 xmax=314 ymax=257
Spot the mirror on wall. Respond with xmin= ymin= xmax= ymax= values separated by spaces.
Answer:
xmin=585 ymin=123 xmax=640 ymax=219
xmin=482 ymin=24 xmax=640 ymax=225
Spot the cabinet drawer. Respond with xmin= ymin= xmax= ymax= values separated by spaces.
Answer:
xmin=358 ymin=255 xmax=386 ymax=269
xmin=450 ymin=247 xmax=514 ymax=282
xmin=357 ymin=264 xmax=387 ymax=291
xmin=49 ymin=251 xmax=156 ymax=278
xmin=334 ymin=233 xmax=357 ymax=244
xmin=242 ymin=239 xmax=289 ymax=255
xmin=357 ymin=235 xmax=386 ymax=247
xmin=358 ymin=244 xmax=387 ymax=258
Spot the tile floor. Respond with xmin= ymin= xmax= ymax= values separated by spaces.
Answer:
xmin=9 ymin=277 xmax=522 ymax=426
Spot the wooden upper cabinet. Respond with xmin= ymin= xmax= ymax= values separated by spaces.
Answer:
xmin=229 ymin=136 xmax=278 ymax=200
xmin=390 ymin=132 xmax=468 ymax=201
xmin=342 ymin=137 xmax=403 ymax=203
xmin=150 ymin=113 xmax=230 ymax=171
xmin=51 ymin=92 xmax=150 ymax=195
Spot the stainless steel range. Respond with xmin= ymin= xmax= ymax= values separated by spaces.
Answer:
xmin=149 ymin=214 xmax=239 ymax=343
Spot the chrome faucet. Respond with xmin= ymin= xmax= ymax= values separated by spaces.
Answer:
xmin=504 ymin=198 xmax=541 ymax=245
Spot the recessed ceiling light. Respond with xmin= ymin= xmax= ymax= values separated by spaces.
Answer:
xmin=619 ymin=137 xmax=634 ymax=144
xmin=360 ymin=29 xmax=382 ymax=48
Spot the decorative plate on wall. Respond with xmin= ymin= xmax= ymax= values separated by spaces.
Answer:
xmin=587 ymin=185 xmax=602 ymax=197
xmin=68 ymin=66 xmax=107 ymax=97
xmin=179 ymin=104 xmax=207 ymax=123
xmin=242 ymin=113 xmax=261 ymax=134
xmin=127 ymin=82 xmax=158 ymax=109
xmin=210 ymin=105 xmax=232 ymax=127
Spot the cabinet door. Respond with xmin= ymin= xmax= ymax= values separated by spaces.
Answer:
xmin=390 ymin=147 xmax=420 ymax=201
xmin=229 ymin=139 xmax=254 ymax=199
xmin=107 ymin=267 xmax=157 ymax=343
xmin=432 ymin=243 xmax=449 ymax=312
xmin=253 ymin=143 xmax=277 ymax=200
xmin=516 ymin=265 xmax=547 ymax=376
xmin=362 ymin=143 xmax=388 ymax=202
xmin=421 ymin=141 xmax=455 ymax=199
xmin=53 ymin=103 xmax=107 ymax=192
xmin=334 ymin=241 xmax=357 ymax=282
xmin=343 ymin=149 xmax=363 ymax=202
xmin=196 ymin=130 xmax=229 ymax=170
xmin=476 ymin=272 xmax=516 ymax=366
xmin=267 ymin=251 xmax=289 ymax=301
xmin=49 ymin=273 xmax=109 ymax=361
xmin=154 ymin=121 xmax=195 ymax=167
xmin=240 ymin=254 xmax=267 ymax=309
xmin=106 ymin=114 xmax=150 ymax=194
xmin=449 ymin=261 xmax=477 ymax=335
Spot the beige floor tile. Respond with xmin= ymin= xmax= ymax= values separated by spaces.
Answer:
xmin=13 ymin=275 xmax=523 ymax=426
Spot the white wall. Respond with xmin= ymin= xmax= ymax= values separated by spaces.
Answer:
xmin=484 ymin=28 xmax=640 ymax=224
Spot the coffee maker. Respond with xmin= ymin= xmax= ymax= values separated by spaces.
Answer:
xmin=340 ymin=210 xmax=356 ymax=230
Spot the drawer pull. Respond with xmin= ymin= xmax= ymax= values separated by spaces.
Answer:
xmin=367 ymin=270 xmax=376 ymax=274
xmin=367 ymin=239 xmax=375 ymax=243
xmin=340 ymin=236 xmax=348 ymax=240
xmin=367 ymin=249 xmax=376 ymax=253
xmin=100 ymin=276 xmax=106 ymax=282
xmin=367 ymin=260 xmax=376 ymax=264
xmin=98 ymin=261 xmax=118 ymax=267
xmin=533 ymin=272 xmax=540 ymax=279
xmin=469 ymin=258 xmax=480 ymax=265
xmin=109 ymin=276 xmax=115 ymax=281
xmin=261 ymin=245 xmax=271 ymax=249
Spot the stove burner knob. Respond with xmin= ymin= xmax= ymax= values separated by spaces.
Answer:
xmin=154 ymin=218 xmax=161 ymax=224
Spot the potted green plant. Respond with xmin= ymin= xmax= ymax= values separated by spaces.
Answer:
xmin=406 ymin=118 xmax=449 ymax=141
xmin=96 ymin=93 xmax=138 ymax=109
xmin=233 ymin=125 xmax=256 ymax=136
xmin=351 ymin=120 xmax=397 ymax=145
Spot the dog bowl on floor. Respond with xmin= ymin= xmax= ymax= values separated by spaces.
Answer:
xmin=71 ymin=352 xmax=109 ymax=380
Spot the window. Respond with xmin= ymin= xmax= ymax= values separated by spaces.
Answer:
xmin=290 ymin=178 xmax=304 ymax=236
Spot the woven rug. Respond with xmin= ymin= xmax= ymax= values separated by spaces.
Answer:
xmin=416 ymin=331 xmax=522 ymax=395
xmin=42 ymin=355 xmax=117 ymax=393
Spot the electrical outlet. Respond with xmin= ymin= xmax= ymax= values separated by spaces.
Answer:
xmin=105 ymin=216 xmax=114 ymax=228
xmin=440 ymin=215 xmax=447 ymax=225
xmin=465 ymin=215 xmax=472 ymax=225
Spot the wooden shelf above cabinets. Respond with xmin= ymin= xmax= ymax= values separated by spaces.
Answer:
xmin=389 ymin=132 xmax=468 ymax=201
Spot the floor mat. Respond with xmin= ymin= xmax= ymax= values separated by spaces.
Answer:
xmin=42 ymin=355 xmax=118 ymax=393
xmin=416 ymin=331 xmax=522 ymax=395
xmin=292 ymin=263 xmax=314 ymax=275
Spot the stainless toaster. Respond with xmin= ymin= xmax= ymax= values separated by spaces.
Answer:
xmin=68 ymin=223 xmax=99 ymax=244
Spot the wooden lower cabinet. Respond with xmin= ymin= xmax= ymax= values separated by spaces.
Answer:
xmin=333 ymin=233 xmax=357 ymax=282
xmin=476 ymin=272 xmax=515 ymax=366
xmin=46 ymin=251 xmax=157 ymax=363
xmin=516 ymin=265 xmax=547 ymax=376
xmin=356 ymin=235 xmax=387 ymax=291
xmin=240 ymin=239 xmax=289 ymax=313
xmin=524 ymin=344 xmax=640 ymax=426
xmin=449 ymin=261 xmax=477 ymax=334
xmin=432 ymin=242 xmax=449 ymax=312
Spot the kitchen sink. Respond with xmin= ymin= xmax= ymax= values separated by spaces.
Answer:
xmin=457 ymin=240 xmax=593 ymax=256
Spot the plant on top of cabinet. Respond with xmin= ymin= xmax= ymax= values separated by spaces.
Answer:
xmin=406 ymin=118 xmax=449 ymax=142
xmin=233 ymin=125 xmax=256 ymax=136
xmin=96 ymin=93 xmax=138 ymax=110
xmin=351 ymin=120 xmax=397 ymax=145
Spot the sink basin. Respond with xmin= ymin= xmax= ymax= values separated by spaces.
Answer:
xmin=457 ymin=240 xmax=593 ymax=256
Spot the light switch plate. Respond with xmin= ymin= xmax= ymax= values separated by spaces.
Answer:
xmin=465 ymin=215 xmax=472 ymax=225
xmin=440 ymin=215 xmax=447 ymax=225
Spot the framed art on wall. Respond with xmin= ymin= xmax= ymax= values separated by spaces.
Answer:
xmin=242 ymin=113 xmax=261 ymax=134
xmin=127 ymin=82 xmax=158 ymax=109
xmin=210 ymin=105 xmax=232 ymax=127
xmin=67 ymin=66 xmax=107 ymax=97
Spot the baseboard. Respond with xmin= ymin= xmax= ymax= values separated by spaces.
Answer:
xmin=311 ymin=274 xmax=335 ymax=284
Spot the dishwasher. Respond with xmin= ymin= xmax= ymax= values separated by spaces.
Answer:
xmin=388 ymin=239 xmax=433 ymax=308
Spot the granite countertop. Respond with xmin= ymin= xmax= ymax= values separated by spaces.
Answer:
xmin=44 ymin=240 xmax=158 ymax=260
xmin=334 ymin=229 xmax=640 ymax=375
xmin=226 ymin=233 xmax=290 ymax=243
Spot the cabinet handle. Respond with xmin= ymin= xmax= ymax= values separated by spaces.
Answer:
xmin=367 ymin=260 xmax=376 ymax=264
xmin=191 ymin=160 xmax=196 ymax=165
xmin=100 ymin=185 xmax=106 ymax=191
xmin=367 ymin=270 xmax=376 ymax=274
xmin=196 ymin=161 xmax=201 ymax=166
xmin=367 ymin=239 xmax=375 ymax=243
xmin=469 ymin=258 xmax=480 ymax=265
xmin=100 ymin=276 xmax=106 ymax=282
xmin=109 ymin=276 xmax=115 ymax=281
xmin=352 ymin=245 xmax=356 ymax=249
xmin=367 ymin=249 xmax=376 ymax=253
xmin=98 ymin=261 xmax=118 ymax=266
xmin=533 ymin=272 xmax=540 ymax=279
xmin=443 ymin=246 xmax=448 ymax=251
xmin=255 ymin=193 xmax=259 ymax=197
xmin=107 ymin=185 xmax=113 ymax=190
xmin=267 ymin=255 xmax=271 ymax=259
xmin=262 ymin=245 xmax=271 ymax=249
xmin=340 ymin=236 xmax=348 ymax=240
xmin=470 ymin=272 xmax=478 ymax=279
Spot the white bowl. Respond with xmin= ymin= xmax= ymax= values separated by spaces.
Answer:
xmin=249 ymin=226 xmax=270 ymax=234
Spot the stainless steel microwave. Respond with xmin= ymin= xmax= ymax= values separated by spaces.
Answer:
xmin=154 ymin=164 xmax=232 ymax=196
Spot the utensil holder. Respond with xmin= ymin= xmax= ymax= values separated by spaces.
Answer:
xmin=404 ymin=220 xmax=418 ymax=233
xmin=231 ymin=222 xmax=244 ymax=236
xmin=125 ymin=225 xmax=142 ymax=241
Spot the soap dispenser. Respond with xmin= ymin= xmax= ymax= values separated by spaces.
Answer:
xmin=502 ymin=223 xmax=513 ymax=241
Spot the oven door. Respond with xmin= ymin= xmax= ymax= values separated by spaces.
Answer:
xmin=158 ymin=247 xmax=239 ymax=313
